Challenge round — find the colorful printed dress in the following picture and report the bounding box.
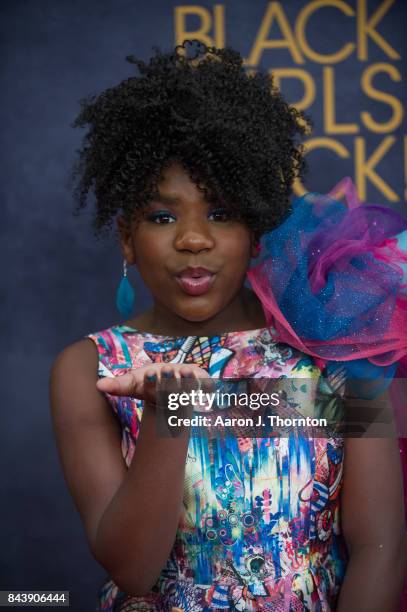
[87,324,348,612]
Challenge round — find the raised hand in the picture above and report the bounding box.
[96,363,212,407]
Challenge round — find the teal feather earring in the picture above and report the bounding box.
[116,259,135,317]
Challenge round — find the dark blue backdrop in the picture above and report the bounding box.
[2,1,406,610]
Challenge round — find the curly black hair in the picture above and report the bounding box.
[72,40,309,239]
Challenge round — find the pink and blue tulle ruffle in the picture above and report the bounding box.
[247,177,407,399]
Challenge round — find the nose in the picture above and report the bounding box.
[173,218,215,253]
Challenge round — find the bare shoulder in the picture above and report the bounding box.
[50,337,99,382]
[49,337,111,425]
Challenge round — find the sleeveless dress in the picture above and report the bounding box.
[87,324,348,612]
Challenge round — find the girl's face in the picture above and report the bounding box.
[118,162,260,332]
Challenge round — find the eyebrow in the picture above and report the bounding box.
[149,192,180,205]
[149,192,223,208]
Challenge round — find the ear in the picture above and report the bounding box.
[116,215,136,265]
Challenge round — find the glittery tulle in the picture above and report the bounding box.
[247,177,407,375]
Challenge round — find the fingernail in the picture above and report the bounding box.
[163,371,173,378]
[146,374,157,381]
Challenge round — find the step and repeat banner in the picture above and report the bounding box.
[172,1,406,210]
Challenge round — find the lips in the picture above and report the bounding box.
[176,267,216,296]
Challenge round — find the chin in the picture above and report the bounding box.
[177,311,218,324]
[174,302,223,324]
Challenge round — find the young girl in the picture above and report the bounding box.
[50,42,407,611]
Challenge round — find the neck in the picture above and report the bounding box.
[127,287,267,336]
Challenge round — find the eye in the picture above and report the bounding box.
[146,211,176,224]
[208,207,231,222]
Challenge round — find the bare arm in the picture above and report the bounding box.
[49,339,200,596]
[337,390,407,611]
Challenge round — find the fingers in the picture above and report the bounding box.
[96,370,141,398]
[96,363,214,401]
[143,367,164,405]
[167,366,214,395]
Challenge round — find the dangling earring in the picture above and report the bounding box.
[116,259,135,317]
